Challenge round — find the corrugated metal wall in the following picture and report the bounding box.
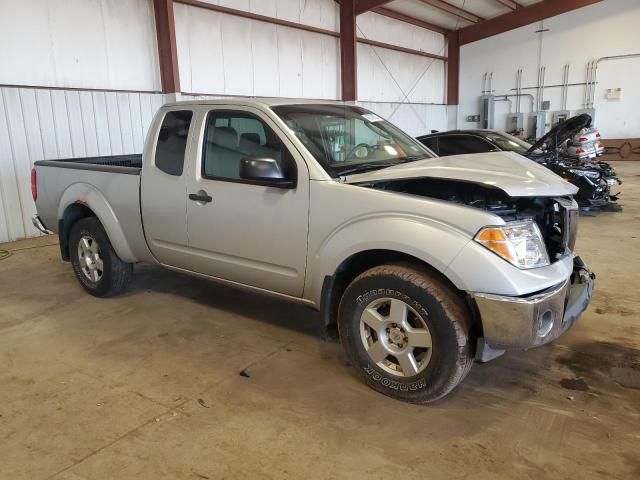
[356,11,447,136]
[174,3,448,135]
[0,86,167,242]
[359,102,448,137]
[174,2,340,99]
[0,0,161,91]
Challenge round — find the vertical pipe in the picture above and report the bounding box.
[518,68,523,113]
[536,66,542,111]
[586,60,593,108]
[543,67,546,106]
[582,60,591,108]
[586,60,594,108]
[588,60,600,108]
[515,70,520,114]
[562,64,569,111]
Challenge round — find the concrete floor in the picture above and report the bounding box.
[1,162,639,480]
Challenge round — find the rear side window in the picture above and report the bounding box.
[437,135,496,156]
[155,110,193,176]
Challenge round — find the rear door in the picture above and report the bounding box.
[140,108,194,267]
[183,106,309,297]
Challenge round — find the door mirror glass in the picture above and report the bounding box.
[240,158,294,188]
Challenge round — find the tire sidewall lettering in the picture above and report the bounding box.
[364,365,427,391]
[356,288,432,393]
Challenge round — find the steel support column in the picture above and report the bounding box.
[153,0,180,94]
[446,30,460,105]
[340,0,357,101]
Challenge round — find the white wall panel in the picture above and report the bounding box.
[200,0,339,31]
[357,11,445,57]
[0,87,168,243]
[360,101,448,138]
[251,22,281,96]
[175,3,340,99]
[0,0,160,92]
[358,44,445,104]
[356,10,446,109]
[221,17,255,96]
[278,27,304,98]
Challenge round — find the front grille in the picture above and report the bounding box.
[565,207,578,252]
[555,198,578,253]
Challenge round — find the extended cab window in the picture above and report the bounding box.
[202,111,296,182]
[155,110,193,176]
[437,135,497,156]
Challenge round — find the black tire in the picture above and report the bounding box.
[69,217,133,297]
[338,263,474,404]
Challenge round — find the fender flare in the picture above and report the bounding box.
[305,214,472,305]
[58,182,137,263]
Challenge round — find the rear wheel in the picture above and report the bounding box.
[69,217,133,297]
[338,263,474,403]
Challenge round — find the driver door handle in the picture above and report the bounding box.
[188,192,213,203]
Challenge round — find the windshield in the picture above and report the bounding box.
[271,104,434,177]
[483,132,533,155]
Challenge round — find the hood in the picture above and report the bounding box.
[344,151,579,197]
[526,113,592,155]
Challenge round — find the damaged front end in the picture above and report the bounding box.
[363,177,578,263]
[358,176,594,356]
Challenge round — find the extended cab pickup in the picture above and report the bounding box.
[32,99,595,403]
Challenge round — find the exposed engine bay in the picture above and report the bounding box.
[365,177,575,262]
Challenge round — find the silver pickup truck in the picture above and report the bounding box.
[32,98,595,403]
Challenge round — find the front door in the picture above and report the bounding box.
[185,107,309,297]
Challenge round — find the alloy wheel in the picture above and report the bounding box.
[359,297,433,377]
[77,235,104,282]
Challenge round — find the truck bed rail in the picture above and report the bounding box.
[34,154,142,175]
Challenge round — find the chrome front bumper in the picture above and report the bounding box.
[472,257,595,352]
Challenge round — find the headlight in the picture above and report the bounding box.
[475,221,550,269]
[569,169,600,179]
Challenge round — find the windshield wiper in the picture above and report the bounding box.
[336,161,402,177]
[401,154,430,161]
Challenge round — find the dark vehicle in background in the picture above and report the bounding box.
[417,115,621,208]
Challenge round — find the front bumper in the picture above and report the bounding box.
[472,257,595,351]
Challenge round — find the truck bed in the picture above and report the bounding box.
[35,154,142,174]
[33,152,152,263]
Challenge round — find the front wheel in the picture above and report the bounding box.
[69,217,133,297]
[338,263,474,403]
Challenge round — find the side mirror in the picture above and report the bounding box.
[240,158,295,188]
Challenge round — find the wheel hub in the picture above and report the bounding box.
[387,325,408,348]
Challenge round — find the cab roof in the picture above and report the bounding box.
[164,97,354,109]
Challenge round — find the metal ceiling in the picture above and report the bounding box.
[381,0,544,31]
